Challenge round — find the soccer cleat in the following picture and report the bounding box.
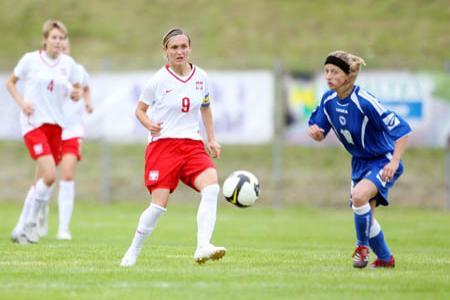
[16,222,40,244]
[37,205,49,237]
[194,244,226,264]
[352,245,369,268]
[120,247,140,267]
[56,229,72,240]
[369,255,395,268]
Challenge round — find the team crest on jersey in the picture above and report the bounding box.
[34,144,43,155]
[339,115,346,126]
[196,81,203,90]
[148,170,159,181]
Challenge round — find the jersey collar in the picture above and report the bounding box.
[165,63,196,83]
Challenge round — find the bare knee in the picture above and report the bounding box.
[351,190,369,207]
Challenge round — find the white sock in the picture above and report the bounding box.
[27,179,52,225]
[196,184,220,248]
[13,186,35,233]
[369,218,381,238]
[58,180,75,231]
[129,203,166,252]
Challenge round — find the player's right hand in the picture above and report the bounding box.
[149,121,163,137]
[21,101,34,116]
[308,124,325,141]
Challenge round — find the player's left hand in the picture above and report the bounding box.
[207,140,221,158]
[381,159,400,182]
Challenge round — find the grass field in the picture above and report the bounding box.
[0,201,449,299]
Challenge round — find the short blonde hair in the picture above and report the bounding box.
[326,50,366,94]
[42,19,68,49]
[162,28,191,49]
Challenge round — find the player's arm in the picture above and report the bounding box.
[83,85,93,113]
[381,135,408,182]
[308,97,331,142]
[200,105,221,158]
[135,101,162,137]
[6,74,34,116]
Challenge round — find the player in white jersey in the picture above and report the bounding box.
[37,38,94,240]
[120,28,225,267]
[6,20,82,244]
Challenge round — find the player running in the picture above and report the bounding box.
[120,28,225,266]
[7,20,82,244]
[308,50,412,268]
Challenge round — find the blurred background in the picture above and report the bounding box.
[0,0,449,208]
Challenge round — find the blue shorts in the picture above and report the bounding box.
[351,156,404,206]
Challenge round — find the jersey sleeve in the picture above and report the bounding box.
[78,64,90,87]
[13,53,31,79]
[139,77,157,106]
[68,58,82,85]
[202,73,211,107]
[361,95,412,141]
[308,94,332,136]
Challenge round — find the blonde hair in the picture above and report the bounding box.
[42,19,68,49]
[162,28,191,49]
[327,50,366,95]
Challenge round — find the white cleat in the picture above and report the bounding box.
[11,228,29,244]
[37,205,49,237]
[120,247,140,267]
[56,229,72,240]
[194,244,226,264]
[16,222,40,244]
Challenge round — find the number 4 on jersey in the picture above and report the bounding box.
[47,80,54,92]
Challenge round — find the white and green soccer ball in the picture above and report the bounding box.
[222,170,260,207]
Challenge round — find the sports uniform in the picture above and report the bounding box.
[140,64,214,193]
[14,50,81,163]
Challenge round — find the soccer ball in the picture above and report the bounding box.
[222,170,260,207]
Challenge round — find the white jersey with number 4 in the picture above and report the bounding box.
[13,50,81,135]
[139,64,211,143]
[62,64,89,140]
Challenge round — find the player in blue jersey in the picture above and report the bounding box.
[308,50,412,268]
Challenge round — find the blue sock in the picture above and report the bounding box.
[352,204,372,246]
[369,230,391,261]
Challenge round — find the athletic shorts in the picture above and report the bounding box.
[351,156,404,206]
[144,138,215,193]
[61,137,82,161]
[23,123,62,164]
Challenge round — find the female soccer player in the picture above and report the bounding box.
[308,50,412,268]
[7,20,82,244]
[54,38,93,240]
[120,28,225,266]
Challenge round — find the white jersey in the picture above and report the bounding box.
[140,64,211,143]
[14,50,81,135]
[62,64,89,140]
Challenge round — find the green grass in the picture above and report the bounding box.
[0,0,449,71]
[0,202,449,299]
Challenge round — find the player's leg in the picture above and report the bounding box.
[11,184,35,242]
[351,179,377,268]
[20,155,56,243]
[192,167,226,264]
[120,189,169,267]
[56,153,78,240]
[368,201,395,268]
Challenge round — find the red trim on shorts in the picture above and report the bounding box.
[165,64,196,83]
[61,137,82,161]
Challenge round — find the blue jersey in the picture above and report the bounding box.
[309,86,412,160]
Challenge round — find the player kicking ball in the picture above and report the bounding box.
[120,28,225,266]
[308,51,412,268]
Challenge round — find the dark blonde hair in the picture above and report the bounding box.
[42,19,68,49]
[327,50,366,95]
[162,28,191,49]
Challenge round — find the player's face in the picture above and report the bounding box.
[324,64,348,90]
[44,28,66,58]
[165,35,191,66]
